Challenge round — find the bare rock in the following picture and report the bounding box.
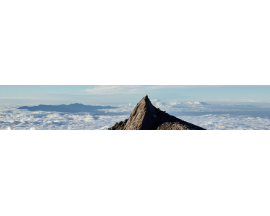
[108,95,205,130]
[156,122,190,130]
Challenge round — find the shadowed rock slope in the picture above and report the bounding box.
[108,95,205,130]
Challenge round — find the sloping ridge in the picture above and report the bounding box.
[108,95,205,130]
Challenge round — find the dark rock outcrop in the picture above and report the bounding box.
[156,122,190,130]
[108,95,205,130]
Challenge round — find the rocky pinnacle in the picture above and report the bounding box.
[108,95,205,130]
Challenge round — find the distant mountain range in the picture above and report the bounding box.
[18,103,117,113]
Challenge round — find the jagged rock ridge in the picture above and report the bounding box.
[108,95,205,130]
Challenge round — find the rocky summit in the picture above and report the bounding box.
[108,95,205,130]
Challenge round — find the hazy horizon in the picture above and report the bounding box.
[1,85,270,105]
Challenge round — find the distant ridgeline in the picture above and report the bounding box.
[17,103,120,115]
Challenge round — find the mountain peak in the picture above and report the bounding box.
[138,94,151,106]
[109,96,205,130]
[135,94,156,112]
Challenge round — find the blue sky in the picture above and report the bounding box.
[0,85,270,105]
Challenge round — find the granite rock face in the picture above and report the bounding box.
[108,95,205,130]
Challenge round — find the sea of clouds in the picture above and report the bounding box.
[151,100,270,130]
[0,104,130,130]
[1,100,270,130]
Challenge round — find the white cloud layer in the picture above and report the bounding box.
[0,103,270,130]
[0,105,129,130]
[179,114,270,130]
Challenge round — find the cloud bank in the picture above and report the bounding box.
[0,101,270,130]
[0,105,130,130]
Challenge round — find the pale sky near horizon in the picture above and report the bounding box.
[0,85,270,105]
